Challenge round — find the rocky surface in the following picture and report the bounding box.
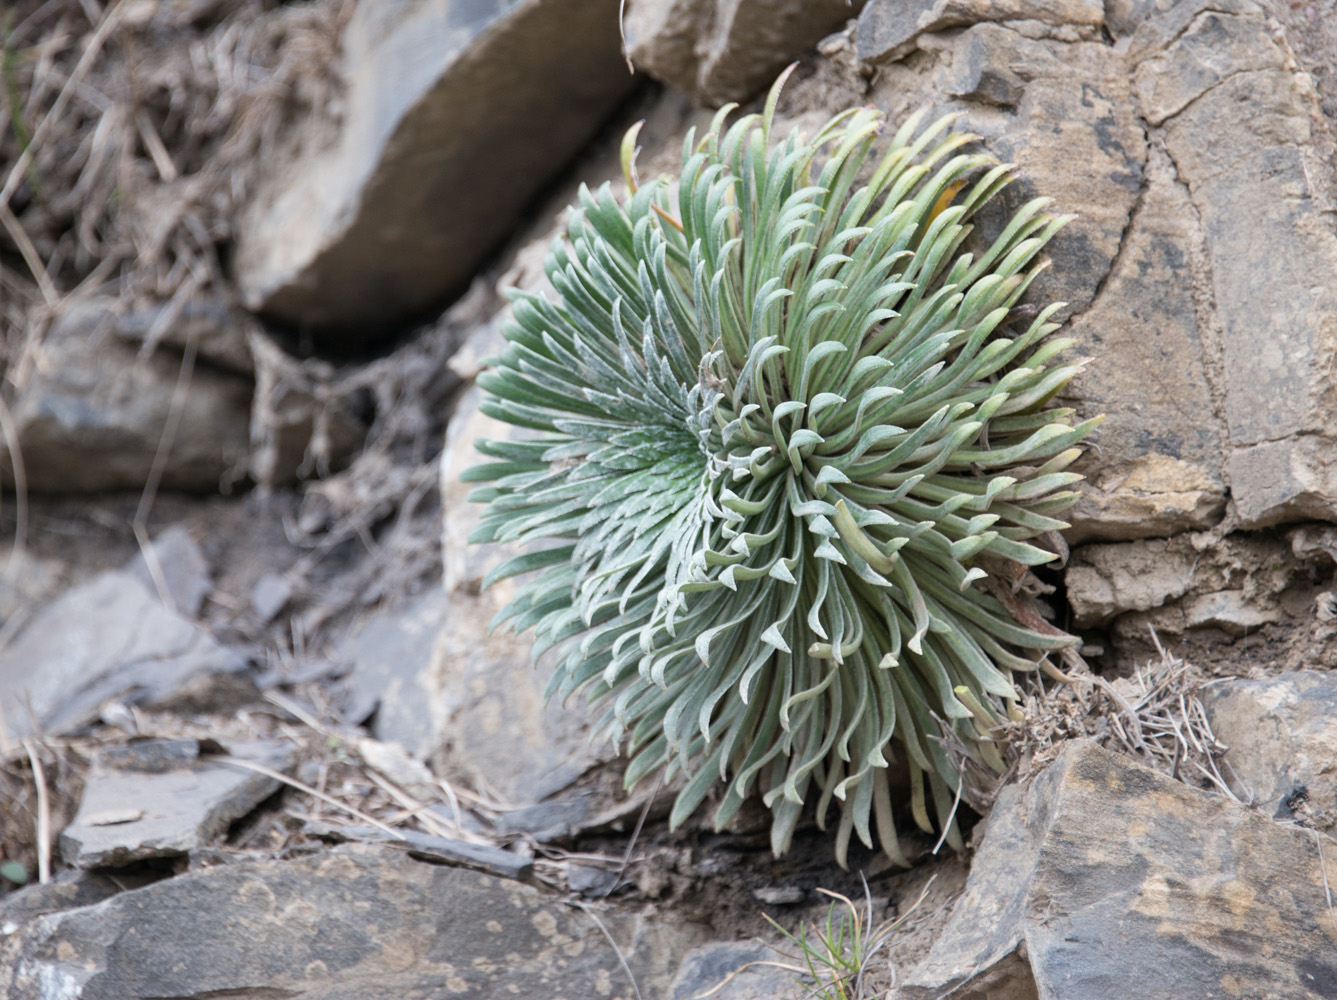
[668,941,805,999]
[234,0,638,342]
[903,742,1337,1000]
[61,739,295,868]
[338,589,446,760]
[0,845,709,1000]
[5,0,1337,998]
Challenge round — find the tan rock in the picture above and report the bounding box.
[1205,671,1337,833]
[903,742,1337,1000]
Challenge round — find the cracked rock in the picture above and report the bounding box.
[1,299,251,494]
[902,742,1337,1000]
[625,0,867,104]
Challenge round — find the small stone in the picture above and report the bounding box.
[752,885,806,905]
[98,738,200,774]
[248,573,292,623]
[566,863,620,896]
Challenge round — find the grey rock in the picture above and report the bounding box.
[248,572,292,622]
[234,0,636,342]
[125,525,211,617]
[3,299,251,493]
[944,31,1024,106]
[625,0,867,105]
[1061,145,1227,543]
[338,589,446,760]
[97,738,202,774]
[1204,671,1337,832]
[496,794,598,841]
[114,297,255,375]
[902,742,1337,1000]
[0,845,705,1000]
[752,885,805,905]
[0,869,165,935]
[303,821,533,881]
[566,863,620,896]
[60,739,295,868]
[0,570,246,745]
[857,0,1103,65]
[670,941,804,1000]
[438,386,614,805]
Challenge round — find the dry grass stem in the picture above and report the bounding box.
[20,738,50,883]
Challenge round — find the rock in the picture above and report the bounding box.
[338,589,446,760]
[1204,671,1337,832]
[303,821,533,881]
[234,0,637,344]
[1066,536,1198,626]
[113,297,255,375]
[0,845,706,999]
[625,0,866,105]
[0,570,246,746]
[0,869,166,935]
[1129,1,1337,528]
[903,742,1337,1000]
[248,572,292,622]
[3,299,251,493]
[437,386,614,805]
[1060,145,1227,544]
[1066,455,1227,545]
[854,0,1337,538]
[669,941,805,1000]
[857,0,1104,66]
[125,525,211,617]
[60,739,295,869]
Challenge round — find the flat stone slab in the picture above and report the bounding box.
[0,570,246,747]
[60,739,295,868]
[0,844,704,1000]
[904,742,1337,1000]
[303,820,533,881]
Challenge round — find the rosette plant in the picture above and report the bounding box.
[465,73,1098,866]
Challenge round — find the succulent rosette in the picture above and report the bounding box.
[465,75,1098,865]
